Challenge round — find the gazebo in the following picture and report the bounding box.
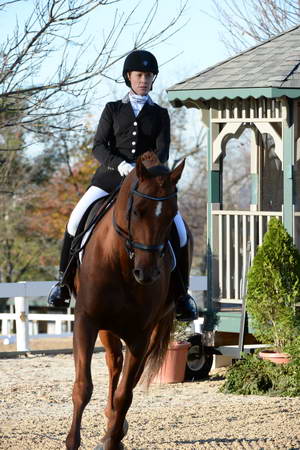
[168,25,300,346]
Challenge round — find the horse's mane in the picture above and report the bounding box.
[139,151,170,177]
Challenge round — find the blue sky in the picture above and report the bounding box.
[148,0,230,87]
[94,0,231,96]
[1,0,232,162]
[1,0,230,99]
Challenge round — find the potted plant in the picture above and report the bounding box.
[153,319,191,383]
[246,217,300,364]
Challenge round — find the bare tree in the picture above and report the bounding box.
[211,0,300,53]
[0,0,187,143]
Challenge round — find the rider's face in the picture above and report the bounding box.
[127,71,154,96]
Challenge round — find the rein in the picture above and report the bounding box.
[113,178,177,260]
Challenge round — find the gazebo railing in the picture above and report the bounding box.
[211,210,282,304]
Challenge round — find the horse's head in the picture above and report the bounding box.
[114,151,185,285]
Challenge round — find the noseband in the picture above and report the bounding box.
[113,178,177,260]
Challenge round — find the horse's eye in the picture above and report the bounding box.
[133,207,146,218]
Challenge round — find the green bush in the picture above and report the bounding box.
[220,352,300,397]
[247,218,300,352]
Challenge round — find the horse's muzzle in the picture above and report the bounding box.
[133,267,161,285]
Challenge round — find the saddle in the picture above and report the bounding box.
[62,188,119,287]
[74,190,118,256]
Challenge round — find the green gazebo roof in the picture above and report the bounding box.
[168,25,300,106]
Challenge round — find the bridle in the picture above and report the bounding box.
[113,178,177,260]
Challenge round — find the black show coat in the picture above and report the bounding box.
[91,97,170,192]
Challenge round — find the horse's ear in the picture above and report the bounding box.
[170,159,185,185]
[136,158,150,181]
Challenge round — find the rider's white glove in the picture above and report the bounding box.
[118,161,135,177]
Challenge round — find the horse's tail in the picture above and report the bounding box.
[143,308,175,387]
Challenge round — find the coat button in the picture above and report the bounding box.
[132,141,136,145]
[131,149,136,153]
[132,131,137,135]
[133,121,137,126]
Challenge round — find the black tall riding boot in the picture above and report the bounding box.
[173,242,198,322]
[48,231,74,308]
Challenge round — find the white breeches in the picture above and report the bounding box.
[67,186,109,236]
[67,186,187,248]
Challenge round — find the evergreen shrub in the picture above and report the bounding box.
[246,217,300,352]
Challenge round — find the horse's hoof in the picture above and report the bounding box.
[123,419,129,438]
[99,421,128,450]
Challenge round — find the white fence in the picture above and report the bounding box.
[0,281,72,352]
[0,277,207,352]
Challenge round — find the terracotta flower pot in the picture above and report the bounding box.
[153,341,191,384]
[259,350,290,365]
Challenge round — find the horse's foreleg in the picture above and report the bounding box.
[99,330,123,421]
[101,341,148,450]
[66,314,98,450]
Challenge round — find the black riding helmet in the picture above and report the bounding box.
[123,50,159,88]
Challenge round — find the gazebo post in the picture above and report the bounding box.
[207,112,222,329]
[282,98,295,236]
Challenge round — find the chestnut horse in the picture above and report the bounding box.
[66,152,188,450]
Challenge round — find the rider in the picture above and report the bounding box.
[47,50,198,322]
